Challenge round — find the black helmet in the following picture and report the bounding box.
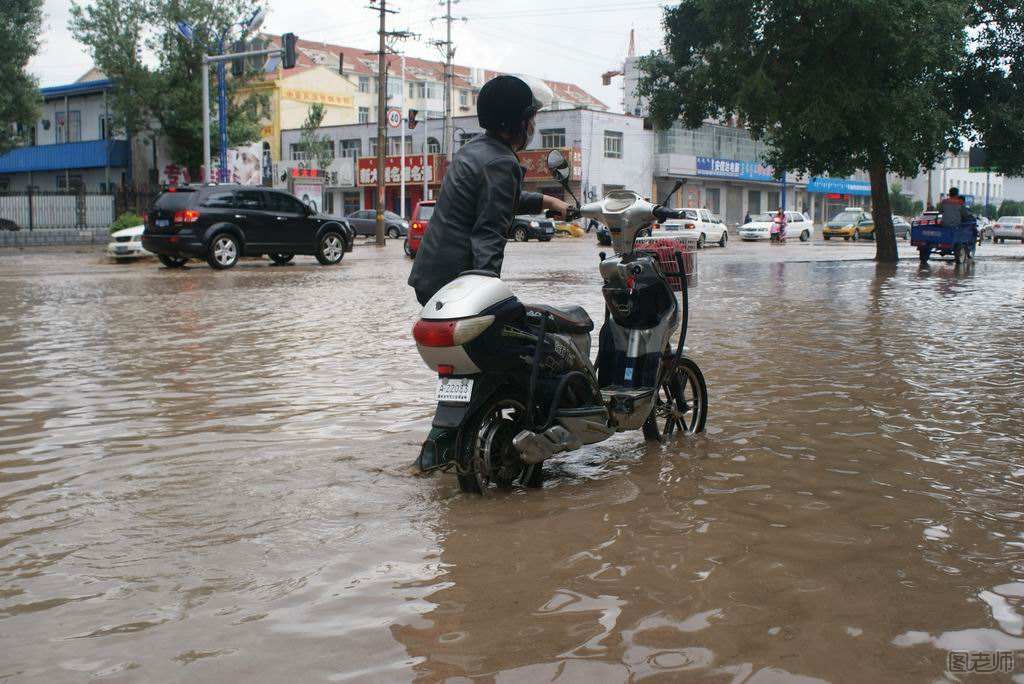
[477,74,553,133]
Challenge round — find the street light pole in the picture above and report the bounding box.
[217,34,228,182]
[400,53,406,218]
[202,61,211,181]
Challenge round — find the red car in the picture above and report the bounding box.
[405,200,435,258]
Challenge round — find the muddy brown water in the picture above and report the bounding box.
[1,241,1022,682]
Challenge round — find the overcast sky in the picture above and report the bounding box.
[30,0,670,112]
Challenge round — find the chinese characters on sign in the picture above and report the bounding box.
[947,651,1017,674]
[356,155,439,187]
[696,156,775,182]
[281,89,353,107]
[518,148,582,182]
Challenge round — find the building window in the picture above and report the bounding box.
[99,115,114,140]
[358,75,369,93]
[459,89,469,107]
[427,137,441,154]
[386,79,402,99]
[416,82,426,98]
[369,138,377,156]
[56,111,81,143]
[387,135,412,155]
[705,188,721,214]
[358,107,370,124]
[541,128,566,148]
[343,191,361,215]
[747,190,761,215]
[289,143,303,160]
[339,139,361,158]
[603,130,623,159]
[56,174,83,191]
[408,81,415,99]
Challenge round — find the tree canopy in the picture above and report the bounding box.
[0,0,43,155]
[638,0,973,262]
[299,103,333,170]
[71,0,266,179]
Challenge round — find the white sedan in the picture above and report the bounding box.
[739,211,814,241]
[659,208,728,248]
[106,225,152,260]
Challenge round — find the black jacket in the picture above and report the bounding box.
[408,133,543,300]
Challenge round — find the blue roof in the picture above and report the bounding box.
[0,140,129,174]
[40,79,114,100]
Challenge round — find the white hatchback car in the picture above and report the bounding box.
[992,216,1024,243]
[659,208,728,248]
[739,211,814,241]
[106,224,152,260]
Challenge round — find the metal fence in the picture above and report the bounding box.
[0,191,115,231]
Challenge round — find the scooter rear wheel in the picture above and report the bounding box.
[643,356,708,441]
[457,396,542,494]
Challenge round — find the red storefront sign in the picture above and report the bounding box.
[357,154,440,187]
[518,147,582,182]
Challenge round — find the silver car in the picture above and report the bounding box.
[992,216,1024,243]
[345,209,409,238]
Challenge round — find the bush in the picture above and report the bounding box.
[109,212,144,234]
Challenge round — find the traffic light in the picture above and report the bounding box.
[408,109,418,129]
[282,33,298,69]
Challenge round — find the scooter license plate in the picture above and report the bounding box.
[436,377,473,403]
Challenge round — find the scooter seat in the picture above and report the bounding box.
[525,304,594,334]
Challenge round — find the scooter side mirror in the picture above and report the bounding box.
[546,150,570,182]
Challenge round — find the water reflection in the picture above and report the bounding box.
[0,243,1022,681]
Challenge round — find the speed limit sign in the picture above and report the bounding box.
[386,108,402,128]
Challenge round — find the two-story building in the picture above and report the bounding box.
[0,74,132,193]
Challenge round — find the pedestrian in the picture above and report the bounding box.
[771,208,787,243]
[587,218,599,233]
[939,186,976,242]
[408,75,569,306]
[744,212,752,225]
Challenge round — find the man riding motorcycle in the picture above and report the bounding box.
[407,75,569,306]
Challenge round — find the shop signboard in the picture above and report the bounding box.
[696,156,774,182]
[356,155,439,186]
[519,147,582,182]
[807,177,871,196]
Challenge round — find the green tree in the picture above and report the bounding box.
[71,0,266,180]
[298,103,333,170]
[638,0,970,262]
[0,0,43,155]
[889,182,916,217]
[962,1,1024,176]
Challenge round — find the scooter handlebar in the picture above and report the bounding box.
[545,207,581,221]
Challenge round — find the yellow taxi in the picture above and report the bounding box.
[823,208,875,241]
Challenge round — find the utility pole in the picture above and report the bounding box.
[372,1,395,246]
[432,0,464,161]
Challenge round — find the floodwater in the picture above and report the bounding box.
[1,240,1023,682]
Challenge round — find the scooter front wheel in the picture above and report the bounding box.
[457,395,542,494]
[643,356,708,441]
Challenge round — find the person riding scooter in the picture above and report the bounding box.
[407,75,569,306]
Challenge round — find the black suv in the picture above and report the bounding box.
[508,214,555,242]
[143,185,354,270]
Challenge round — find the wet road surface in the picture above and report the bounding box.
[1,238,1023,682]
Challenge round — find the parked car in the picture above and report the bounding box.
[740,211,814,241]
[0,218,20,231]
[893,215,912,239]
[405,200,434,258]
[660,208,729,248]
[993,216,1024,243]
[509,214,554,242]
[143,185,354,270]
[106,224,152,260]
[823,208,874,241]
[345,209,408,238]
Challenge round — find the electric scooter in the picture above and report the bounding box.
[412,150,708,494]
